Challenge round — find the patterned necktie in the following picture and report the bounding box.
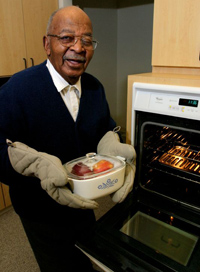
[69,85,79,120]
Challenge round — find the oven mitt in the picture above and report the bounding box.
[97,129,136,203]
[6,140,98,210]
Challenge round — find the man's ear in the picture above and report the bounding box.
[43,36,51,56]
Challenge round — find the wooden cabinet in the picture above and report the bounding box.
[22,0,58,68]
[0,183,11,211]
[152,0,200,69]
[2,183,12,207]
[0,0,58,76]
[0,0,26,76]
[0,183,5,211]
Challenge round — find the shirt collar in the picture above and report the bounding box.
[46,59,81,97]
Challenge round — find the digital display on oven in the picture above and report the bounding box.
[179,98,198,107]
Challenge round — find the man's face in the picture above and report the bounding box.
[44,9,94,85]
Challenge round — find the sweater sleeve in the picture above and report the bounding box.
[0,76,30,185]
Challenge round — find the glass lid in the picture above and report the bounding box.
[64,153,125,180]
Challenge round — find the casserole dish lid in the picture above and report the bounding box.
[65,152,125,180]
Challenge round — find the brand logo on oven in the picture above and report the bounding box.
[156,97,163,101]
[98,179,118,189]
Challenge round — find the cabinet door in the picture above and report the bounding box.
[0,0,27,76]
[2,184,12,207]
[152,0,200,68]
[22,0,58,68]
[0,183,5,211]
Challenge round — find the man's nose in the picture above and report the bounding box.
[70,37,85,52]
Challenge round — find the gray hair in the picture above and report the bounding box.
[46,8,61,34]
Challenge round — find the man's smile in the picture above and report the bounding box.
[63,55,86,63]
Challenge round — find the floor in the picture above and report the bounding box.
[0,196,115,272]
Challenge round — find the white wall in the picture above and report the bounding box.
[117,4,154,132]
[59,0,72,7]
[84,8,118,121]
[84,4,154,137]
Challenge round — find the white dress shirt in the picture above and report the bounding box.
[46,59,81,121]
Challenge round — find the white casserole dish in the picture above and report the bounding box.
[64,153,126,199]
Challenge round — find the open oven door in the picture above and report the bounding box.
[76,190,200,272]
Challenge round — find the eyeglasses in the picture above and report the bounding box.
[47,33,98,50]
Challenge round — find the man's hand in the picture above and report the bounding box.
[97,130,136,203]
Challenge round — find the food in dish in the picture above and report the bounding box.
[71,162,93,176]
[93,160,114,173]
[71,160,114,176]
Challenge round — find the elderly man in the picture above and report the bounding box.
[0,6,136,272]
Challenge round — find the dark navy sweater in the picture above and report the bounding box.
[0,61,116,224]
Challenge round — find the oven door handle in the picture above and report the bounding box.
[161,235,180,248]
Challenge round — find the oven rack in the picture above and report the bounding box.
[145,126,200,154]
[159,146,200,176]
[143,157,200,186]
[142,164,200,209]
[144,128,189,149]
[144,163,200,185]
[144,145,200,178]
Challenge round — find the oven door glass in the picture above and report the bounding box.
[137,114,200,211]
[120,210,198,266]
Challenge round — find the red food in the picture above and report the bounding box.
[93,160,114,173]
[71,163,93,176]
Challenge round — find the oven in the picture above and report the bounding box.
[77,82,200,272]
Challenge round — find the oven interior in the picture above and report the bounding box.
[138,117,200,211]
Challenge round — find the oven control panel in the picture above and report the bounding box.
[149,93,199,116]
[133,83,200,120]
